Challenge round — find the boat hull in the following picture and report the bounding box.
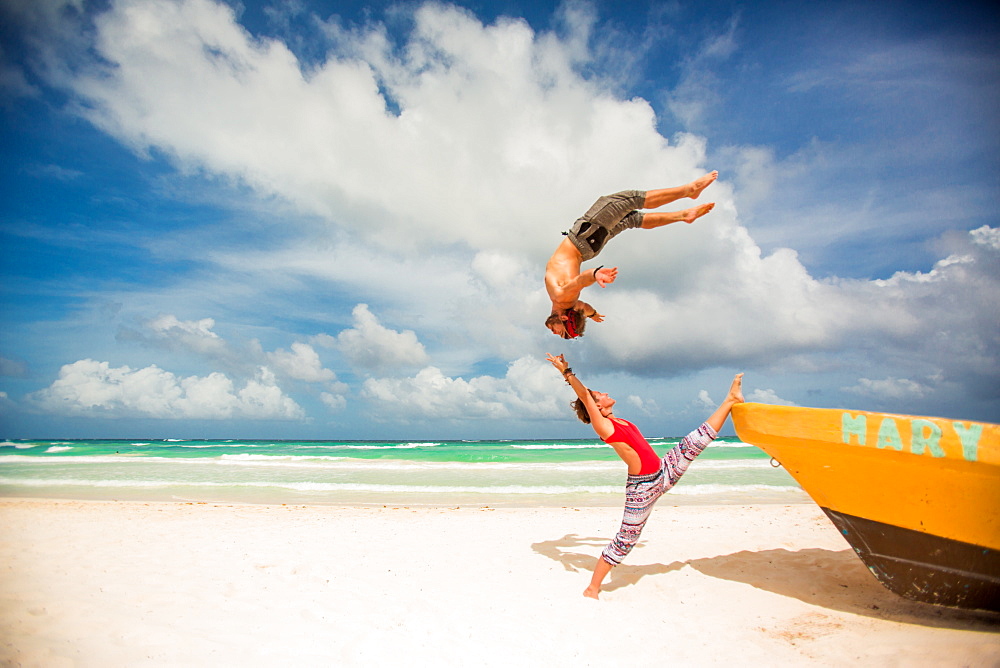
[823,509,1000,611]
[731,403,1000,611]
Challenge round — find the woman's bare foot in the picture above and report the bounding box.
[705,373,745,433]
[681,202,715,224]
[583,586,600,600]
[727,373,744,405]
[687,171,718,199]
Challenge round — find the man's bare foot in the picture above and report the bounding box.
[687,171,718,199]
[727,373,744,405]
[681,202,715,224]
[583,586,600,600]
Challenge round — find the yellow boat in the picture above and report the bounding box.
[731,402,1000,612]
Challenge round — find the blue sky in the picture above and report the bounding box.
[1,0,998,439]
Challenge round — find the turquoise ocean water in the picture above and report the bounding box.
[0,436,807,507]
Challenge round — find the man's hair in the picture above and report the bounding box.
[545,308,587,338]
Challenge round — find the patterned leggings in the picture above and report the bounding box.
[601,422,718,566]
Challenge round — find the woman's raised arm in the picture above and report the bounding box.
[545,354,614,440]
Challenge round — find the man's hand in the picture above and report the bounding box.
[595,266,618,287]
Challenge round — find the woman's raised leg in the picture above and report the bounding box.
[705,373,744,434]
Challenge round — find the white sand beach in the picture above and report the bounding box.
[1,499,998,667]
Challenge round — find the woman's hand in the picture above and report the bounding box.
[546,353,569,374]
[589,311,605,322]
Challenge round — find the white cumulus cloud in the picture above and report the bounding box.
[336,304,429,372]
[320,391,347,412]
[747,389,797,406]
[267,342,336,383]
[971,225,1000,251]
[29,359,304,420]
[625,395,658,415]
[361,356,565,420]
[50,0,710,259]
[148,314,225,351]
[118,314,228,357]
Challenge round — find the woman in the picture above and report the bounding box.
[546,353,744,599]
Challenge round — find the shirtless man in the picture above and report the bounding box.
[544,172,718,338]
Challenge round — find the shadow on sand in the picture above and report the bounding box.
[531,533,1000,631]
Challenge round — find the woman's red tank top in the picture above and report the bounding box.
[602,418,660,475]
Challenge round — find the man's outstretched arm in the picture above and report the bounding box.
[561,266,617,295]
